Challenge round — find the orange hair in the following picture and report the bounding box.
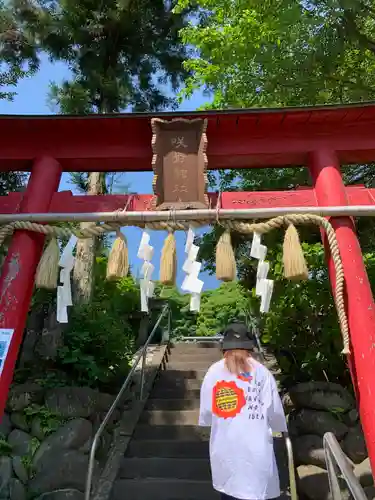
[224,349,252,376]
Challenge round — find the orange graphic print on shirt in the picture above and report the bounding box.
[212,380,246,419]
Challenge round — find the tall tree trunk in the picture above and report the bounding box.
[73,171,106,304]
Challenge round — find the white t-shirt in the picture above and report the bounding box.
[199,357,287,500]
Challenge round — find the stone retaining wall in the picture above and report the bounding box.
[284,381,374,500]
[0,346,163,500]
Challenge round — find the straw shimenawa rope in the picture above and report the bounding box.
[0,214,349,354]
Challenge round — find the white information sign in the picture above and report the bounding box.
[0,329,14,376]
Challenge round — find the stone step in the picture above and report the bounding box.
[166,361,218,370]
[169,349,221,358]
[170,348,221,356]
[156,369,206,382]
[150,387,201,400]
[145,398,200,411]
[119,457,211,480]
[133,424,210,441]
[153,376,203,391]
[170,369,208,379]
[171,342,221,350]
[127,440,209,458]
[140,410,199,426]
[111,479,219,500]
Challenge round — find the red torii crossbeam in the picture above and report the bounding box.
[1,186,375,214]
[0,102,375,475]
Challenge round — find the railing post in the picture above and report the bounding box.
[284,433,298,500]
[309,149,375,475]
[325,447,342,500]
[0,157,62,417]
[166,307,172,343]
[323,433,367,500]
[139,348,147,401]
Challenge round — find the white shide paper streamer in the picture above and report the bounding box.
[137,231,155,313]
[251,232,274,314]
[181,227,204,312]
[57,235,78,323]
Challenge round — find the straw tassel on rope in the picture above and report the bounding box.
[283,224,308,281]
[216,230,236,281]
[0,214,349,353]
[106,231,129,280]
[159,232,177,285]
[35,237,60,289]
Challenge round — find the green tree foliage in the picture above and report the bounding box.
[195,282,251,336]
[174,0,375,385]
[58,263,140,389]
[13,0,194,303]
[260,242,350,387]
[175,0,375,189]
[0,172,26,195]
[174,0,375,107]
[15,0,192,112]
[160,281,252,338]
[0,0,35,262]
[0,171,27,265]
[26,258,140,391]
[0,0,38,101]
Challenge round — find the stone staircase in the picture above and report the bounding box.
[110,342,290,500]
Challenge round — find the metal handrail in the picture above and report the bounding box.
[323,432,367,500]
[178,335,223,341]
[252,326,265,361]
[284,433,298,500]
[84,304,170,500]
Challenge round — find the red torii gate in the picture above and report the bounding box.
[0,103,375,470]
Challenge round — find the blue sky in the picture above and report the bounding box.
[0,54,220,290]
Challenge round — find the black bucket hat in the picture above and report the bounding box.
[221,321,256,351]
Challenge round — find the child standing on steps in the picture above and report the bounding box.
[199,321,287,500]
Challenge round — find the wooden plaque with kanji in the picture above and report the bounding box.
[151,118,208,210]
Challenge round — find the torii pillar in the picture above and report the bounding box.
[0,157,62,415]
[309,149,375,472]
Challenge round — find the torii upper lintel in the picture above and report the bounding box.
[0,101,375,172]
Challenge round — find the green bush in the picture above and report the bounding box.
[0,436,12,456]
[23,404,65,436]
[159,281,251,339]
[56,258,140,389]
[196,282,251,336]
[158,284,195,337]
[252,242,357,388]
[22,257,141,391]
